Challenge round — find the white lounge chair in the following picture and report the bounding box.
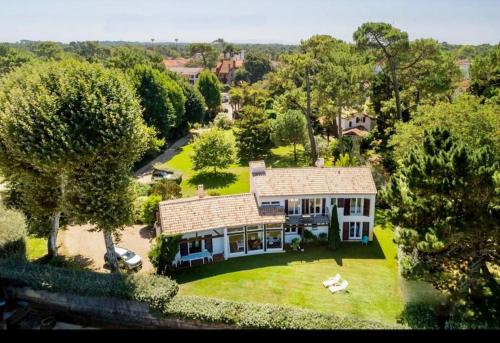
[322,274,341,287]
[329,280,348,293]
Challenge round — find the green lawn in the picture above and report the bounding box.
[171,211,404,324]
[162,129,333,198]
[26,236,47,261]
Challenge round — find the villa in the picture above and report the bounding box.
[155,160,377,266]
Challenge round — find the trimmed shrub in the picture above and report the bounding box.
[0,259,178,314]
[164,295,404,329]
[149,180,182,200]
[141,195,162,226]
[0,203,27,258]
[398,303,440,329]
[213,113,232,130]
[303,229,317,243]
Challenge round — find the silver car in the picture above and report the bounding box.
[104,247,142,270]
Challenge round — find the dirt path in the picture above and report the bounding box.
[59,224,155,273]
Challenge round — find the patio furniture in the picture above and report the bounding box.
[361,235,369,246]
[322,274,341,288]
[329,280,348,294]
[180,250,213,267]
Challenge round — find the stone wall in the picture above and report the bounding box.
[4,286,234,329]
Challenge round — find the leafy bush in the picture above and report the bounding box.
[0,203,27,258]
[141,195,162,226]
[398,303,440,329]
[148,234,182,274]
[164,295,403,329]
[131,180,151,198]
[318,232,328,241]
[290,238,301,251]
[149,180,182,200]
[133,195,148,224]
[213,113,233,130]
[303,229,317,243]
[0,259,178,313]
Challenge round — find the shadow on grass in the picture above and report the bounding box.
[187,171,238,190]
[171,233,386,284]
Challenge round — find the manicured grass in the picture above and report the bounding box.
[162,129,332,198]
[26,236,47,261]
[171,211,404,324]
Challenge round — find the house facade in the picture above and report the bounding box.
[156,161,377,265]
[168,67,203,84]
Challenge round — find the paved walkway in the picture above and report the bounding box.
[135,133,192,184]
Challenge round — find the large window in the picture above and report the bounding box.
[350,198,362,215]
[266,225,282,249]
[349,222,362,239]
[228,227,245,254]
[304,198,324,215]
[247,226,263,251]
[288,199,300,215]
[262,201,280,206]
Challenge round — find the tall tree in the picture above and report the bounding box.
[68,41,111,63]
[189,43,218,69]
[191,128,236,174]
[383,128,499,328]
[327,205,341,250]
[469,44,500,99]
[244,52,272,83]
[270,110,307,162]
[0,44,34,76]
[196,70,221,119]
[106,46,164,71]
[179,80,206,126]
[354,22,409,121]
[234,106,273,161]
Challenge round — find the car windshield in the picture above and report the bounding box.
[121,251,136,260]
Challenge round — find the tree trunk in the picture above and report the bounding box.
[337,107,343,139]
[103,230,119,273]
[47,211,61,258]
[389,63,403,121]
[305,69,317,165]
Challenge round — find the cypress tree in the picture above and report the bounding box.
[328,205,341,250]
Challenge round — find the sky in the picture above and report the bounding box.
[1,0,499,45]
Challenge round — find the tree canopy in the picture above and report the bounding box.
[270,109,307,162]
[196,70,221,118]
[235,106,273,161]
[244,52,272,83]
[469,44,500,99]
[191,128,236,173]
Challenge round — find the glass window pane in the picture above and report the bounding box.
[247,230,263,251]
[266,230,282,249]
[189,240,201,254]
[229,234,245,253]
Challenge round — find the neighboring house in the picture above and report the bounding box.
[163,58,190,69]
[215,59,243,84]
[336,111,373,137]
[168,67,203,84]
[457,59,470,80]
[156,160,377,265]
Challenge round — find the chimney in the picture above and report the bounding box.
[249,161,266,176]
[315,158,325,168]
[197,184,205,198]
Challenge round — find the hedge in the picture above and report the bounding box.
[164,295,405,329]
[0,259,178,313]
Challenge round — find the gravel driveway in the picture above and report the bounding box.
[60,224,155,273]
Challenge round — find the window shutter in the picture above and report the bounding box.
[362,222,370,238]
[344,199,350,216]
[204,235,213,253]
[342,222,349,240]
[321,198,326,214]
[179,242,188,256]
[337,198,344,208]
[363,199,370,216]
[284,200,288,213]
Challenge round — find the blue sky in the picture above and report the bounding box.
[1,0,499,44]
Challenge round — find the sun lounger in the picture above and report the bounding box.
[322,274,341,287]
[329,279,348,293]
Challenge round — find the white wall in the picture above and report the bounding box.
[336,115,372,131]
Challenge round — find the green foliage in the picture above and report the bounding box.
[233,68,250,84]
[0,44,35,76]
[141,195,162,226]
[270,110,307,162]
[213,113,233,130]
[469,44,500,99]
[290,238,301,251]
[383,128,499,327]
[0,258,178,313]
[164,295,402,329]
[179,80,206,125]
[129,64,185,140]
[149,180,182,200]
[0,202,26,258]
[148,234,182,274]
[235,106,272,161]
[243,52,272,83]
[302,229,317,243]
[334,153,360,167]
[398,303,440,329]
[67,41,111,63]
[191,128,236,173]
[328,205,341,250]
[188,43,218,69]
[106,46,164,71]
[196,70,222,116]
